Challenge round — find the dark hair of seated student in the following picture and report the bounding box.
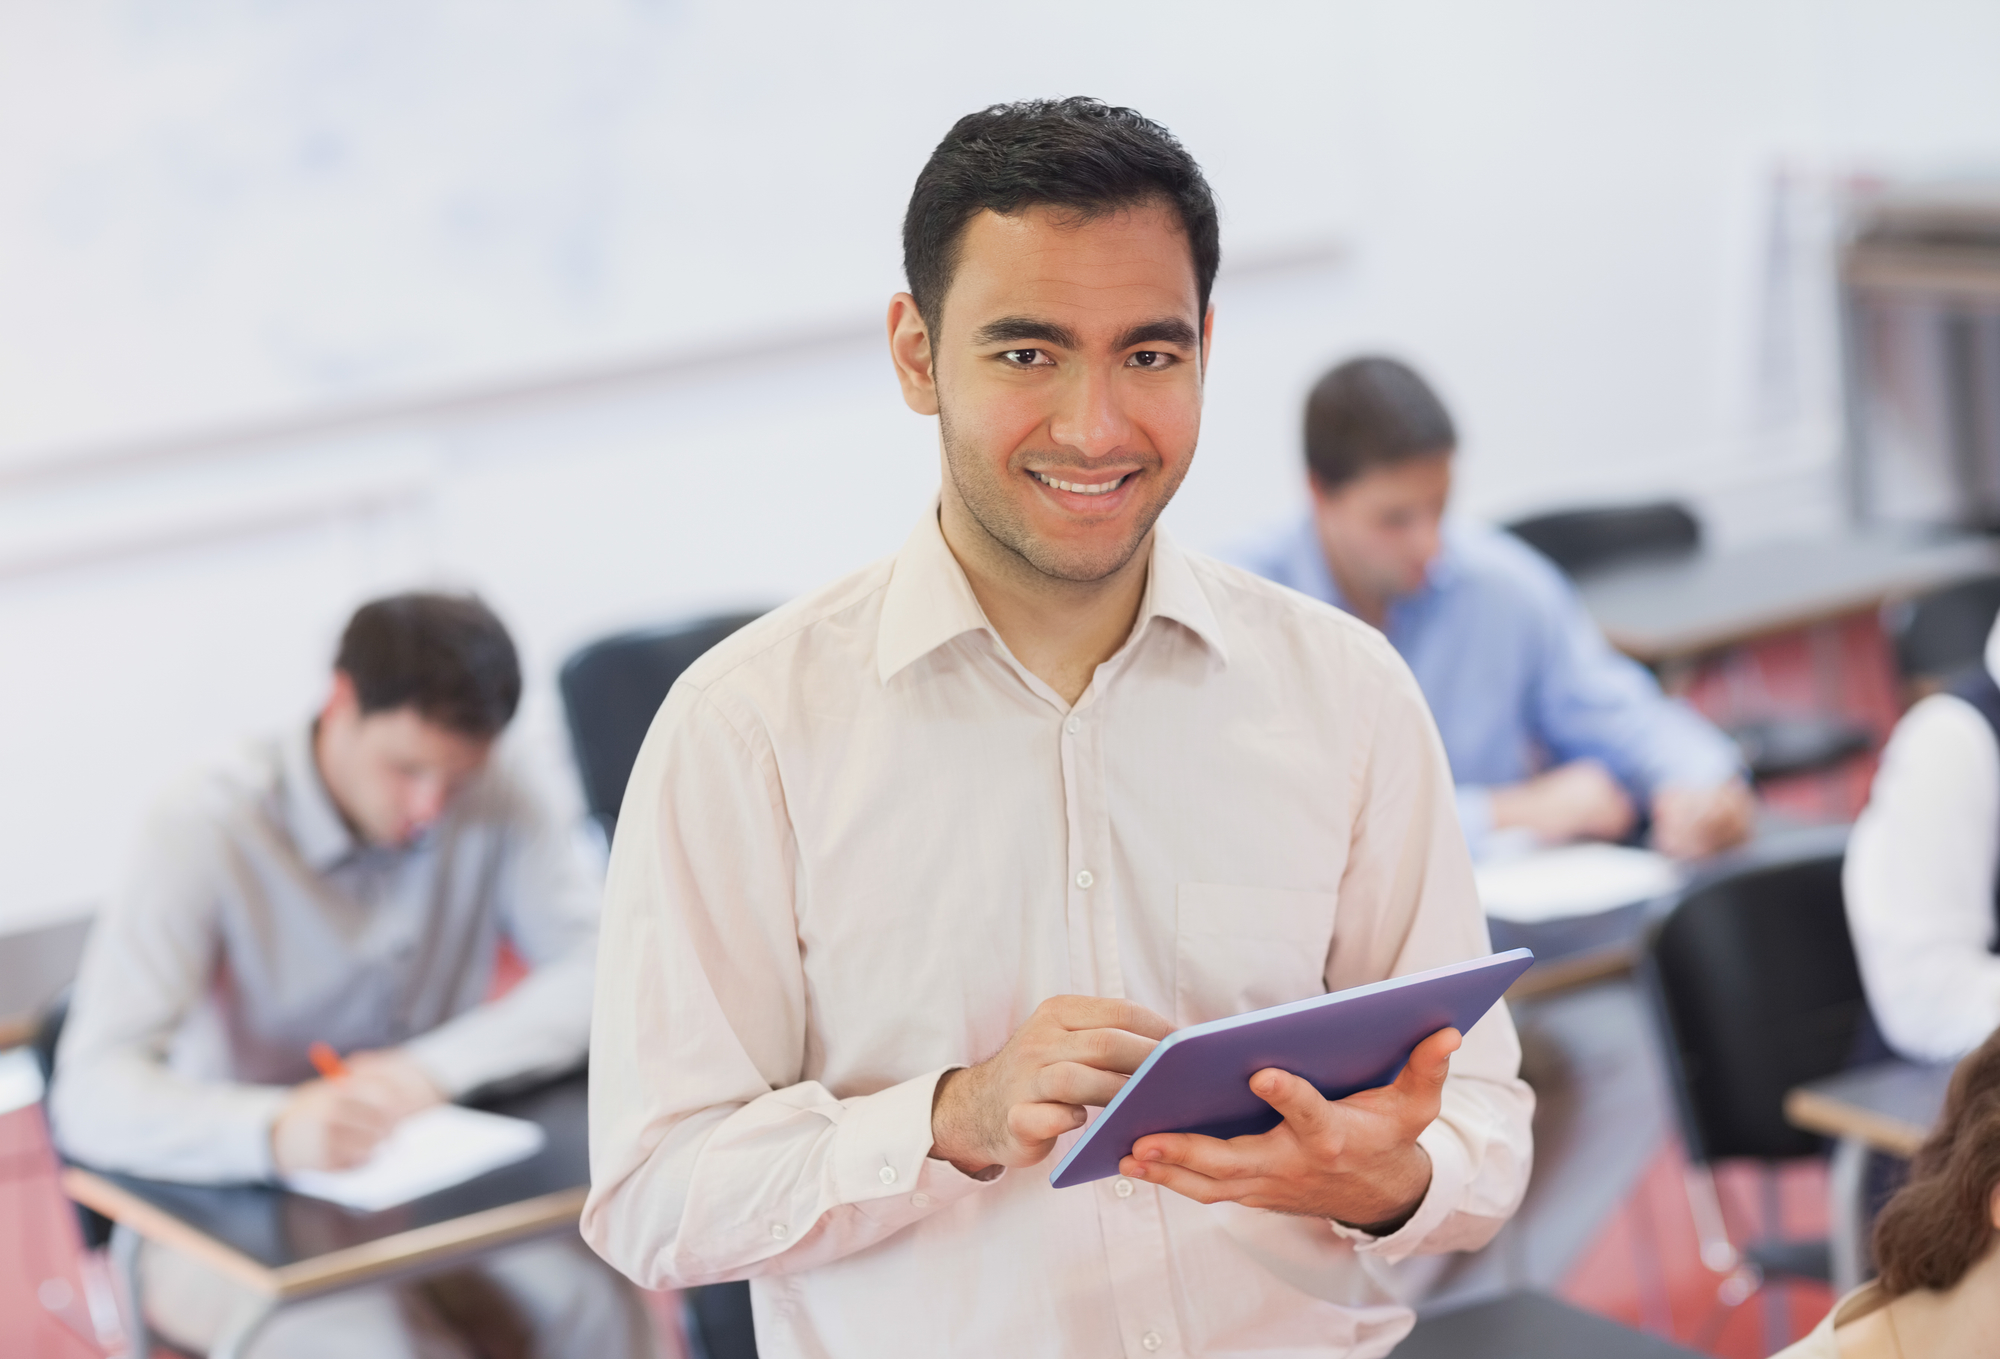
[901,95,1221,334]
[336,592,522,738]
[1871,1029,2000,1295]
[1303,355,1458,492]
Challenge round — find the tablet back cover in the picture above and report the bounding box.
[1049,949,1533,1188]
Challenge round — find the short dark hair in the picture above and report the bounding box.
[902,96,1221,332]
[1871,1028,2000,1297]
[1304,356,1457,491]
[335,593,521,738]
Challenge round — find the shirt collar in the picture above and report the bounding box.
[281,719,359,871]
[876,502,1230,684]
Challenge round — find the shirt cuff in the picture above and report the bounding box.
[830,1066,993,1210]
[1327,1119,1474,1263]
[230,1084,294,1182]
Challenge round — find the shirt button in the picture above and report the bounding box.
[1075,869,1095,890]
[878,1165,898,1185]
[1114,1177,1135,1198]
[770,1223,788,1241]
[911,1192,931,1207]
[1065,715,1081,735]
[1142,1332,1163,1352]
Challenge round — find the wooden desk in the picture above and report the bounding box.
[1785,1059,1953,1158]
[1784,1058,1954,1293]
[0,914,93,1049]
[1576,530,2000,665]
[1491,900,1656,1003]
[63,1074,588,1358]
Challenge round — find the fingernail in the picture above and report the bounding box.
[1141,1147,1162,1162]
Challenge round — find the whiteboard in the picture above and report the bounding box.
[0,0,1354,466]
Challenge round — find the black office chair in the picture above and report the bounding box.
[558,610,767,842]
[1884,571,2000,694]
[1504,501,1874,785]
[29,991,115,1253]
[1506,501,1702,577]
[1639,833,1871,1345]
[558,611,767,1359]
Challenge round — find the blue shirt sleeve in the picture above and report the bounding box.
[1514,545,1743,797]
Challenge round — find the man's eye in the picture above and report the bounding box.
[1128,351,1175,369]
[1000,349,1048,367]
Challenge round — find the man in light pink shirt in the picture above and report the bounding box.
[584,97,1533,1358]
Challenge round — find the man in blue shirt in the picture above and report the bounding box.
[1233,356,1753,859]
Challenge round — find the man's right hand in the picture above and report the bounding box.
[1488,758,1636,845]
[270,1078,400,1173]
[929,995,1174,1178]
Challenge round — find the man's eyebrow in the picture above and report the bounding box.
[1116,318,1200,350]
[969,316,1081,349]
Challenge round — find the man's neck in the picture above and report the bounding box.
[937,494,1150,707]
[1325,559,1388,631]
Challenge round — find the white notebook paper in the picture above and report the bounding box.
[1475,843,1682,923]
[283,1104,546,1211]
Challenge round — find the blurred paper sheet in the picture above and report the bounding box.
[283,1104,544,1211]
[1475,843,1683,923]
[0,1046,45,1116]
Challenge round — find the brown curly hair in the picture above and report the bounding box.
[1870,1028,2000,1295]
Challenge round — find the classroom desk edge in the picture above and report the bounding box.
[1782,1087,1927,1158]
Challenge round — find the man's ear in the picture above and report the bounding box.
[322,670,359,727]
[1200,303,1216,379]
[887,293,940,417]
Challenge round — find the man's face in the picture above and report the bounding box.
[1310,455,1453,603]
[893,201,1210,584]
[315,675,493,848]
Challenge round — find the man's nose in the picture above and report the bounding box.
[408,778,450,828]
[1047,365,1138,460]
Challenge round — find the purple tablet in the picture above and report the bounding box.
[1049,948,1535,1188]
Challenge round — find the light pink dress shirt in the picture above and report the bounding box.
[585,507,1534,1359]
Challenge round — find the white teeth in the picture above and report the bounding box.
[1034,471,1126,496]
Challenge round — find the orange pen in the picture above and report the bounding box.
[308,1041,351,1081]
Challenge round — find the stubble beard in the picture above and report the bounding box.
[938,404,1187,586]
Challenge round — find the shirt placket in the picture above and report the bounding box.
[1060,667,1187,1359]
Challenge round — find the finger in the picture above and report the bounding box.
[1117,1155,1255,1206]
[1050,1026,1161,1076]
[1249,1067,1334,1136]
[1008,1101,1087,1146]
[1390,1028,1460,1106]
[1042,995,1175,1041]
[1031,1061,1131,1109]
[1127,1130,1269,1180]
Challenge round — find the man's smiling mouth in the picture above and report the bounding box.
[1031,470,1132,497]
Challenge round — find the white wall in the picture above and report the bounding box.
[5,0,2000,928]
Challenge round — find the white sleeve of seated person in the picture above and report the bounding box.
[1321,664,1534,1260]
[403,764,602,1098]
[1844,694,2000,1063]
[48,803,292,1183]
[582,685,998,1291]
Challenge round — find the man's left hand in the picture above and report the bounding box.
[1118,1026,1461,1230]
[1650,778,1755,860]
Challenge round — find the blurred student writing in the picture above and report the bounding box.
[1232,356,1753,859]
[50,593,649,1359]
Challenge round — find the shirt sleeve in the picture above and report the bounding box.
[403,762,603,1098]
[1523,560,1742,798]
[582,683,995,1291]
[1843,695,2000,1062]
[47,801,290,1183]
[1322,645,1535,1261]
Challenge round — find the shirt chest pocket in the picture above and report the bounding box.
[1174,883,1338,1027]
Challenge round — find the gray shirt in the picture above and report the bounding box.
[49,722,601,1183]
